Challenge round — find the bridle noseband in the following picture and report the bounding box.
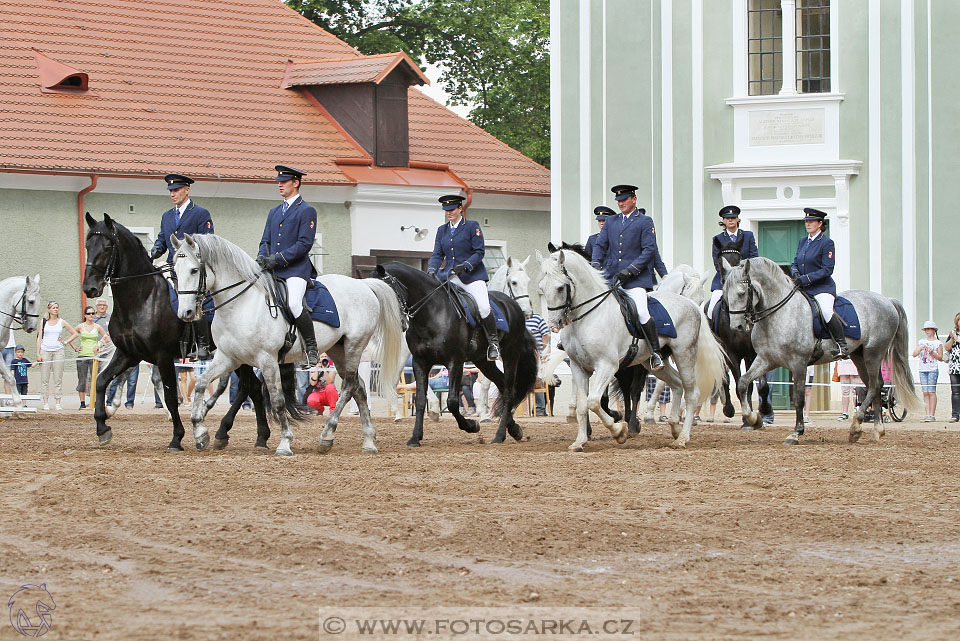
[726,262,802,325]
[174,247,265,316]
[505,276,530,305]
[85,228,172,285]
[0,281,40,328]
[545,263,613,326]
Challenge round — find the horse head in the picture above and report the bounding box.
[170,234,206,322]
[83,212,119,297]
[503,255,533,314]
[19,274,42,333]
[536,249,573,332]
[717,234,746,280]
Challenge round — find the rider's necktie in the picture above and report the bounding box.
[282,201,289,215]
[175,208,181,226]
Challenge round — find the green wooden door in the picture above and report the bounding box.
[756,221,807,410]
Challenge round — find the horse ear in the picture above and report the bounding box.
[506,256,514,269]
[557,250,566,265]
[546,242,557,253]
[734,235,744,248]
[712,236,721,249]
[535,249,546,264]
[521,255,530,268]
[184,234,197,248]
[744,258,751,275]
[85,211,98,228]
[103,213,114,228]
[170,234,181,250]
[32,274,41,286]
[374,265,386,277]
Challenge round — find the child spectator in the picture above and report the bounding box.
[11,344,32,398]
[913,321,943,421]
[304,356,338,415]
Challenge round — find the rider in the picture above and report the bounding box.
[584,206,614,258]
[427,194,501,361]
[256,165,320,367]
[707,205,758,320]
[149,173,215,359]
[590,184,665,371]
[791,207,849,359]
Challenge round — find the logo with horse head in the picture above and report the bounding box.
[8,584,55,637]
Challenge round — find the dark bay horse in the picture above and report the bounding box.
[81,213,270,451]
[372,262,538,447]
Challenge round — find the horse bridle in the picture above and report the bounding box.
[505,278,530,306]
[726,261,802,324]
[85,228,172,284]
[174,247,263,316]
[0,281,39,329]
[545,263,613,326]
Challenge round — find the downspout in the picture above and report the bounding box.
[78,174,98,308]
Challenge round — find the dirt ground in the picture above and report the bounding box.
[1,407,959,640]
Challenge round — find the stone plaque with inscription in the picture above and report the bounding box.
[748,108,825,146]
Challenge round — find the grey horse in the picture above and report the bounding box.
[723,257,921,445]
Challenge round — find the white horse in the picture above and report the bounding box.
[537,249,724,450]
[0,275,42,411]
[171,234,404,455]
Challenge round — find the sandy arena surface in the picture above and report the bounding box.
[1,407,959,640]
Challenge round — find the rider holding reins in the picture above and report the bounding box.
[149,173,215,359]
[707,205,758,320]
[791,207,849,359]
[427,194,501,361]
[256,165,320,367]
[590,184,665,371]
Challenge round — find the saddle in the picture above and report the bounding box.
[801,292,861,340]
[448,283,509,332]
[611,288,678,339]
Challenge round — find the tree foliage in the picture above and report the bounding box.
[284,0,550,167]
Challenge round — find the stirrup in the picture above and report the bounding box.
[648,352,665,371]
[486,342,501,361]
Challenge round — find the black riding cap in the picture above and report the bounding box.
[274,165,306,182]
[803,207,828,221]
[164,174,194,190]
[610,184,638,201]
[439,194,465,211]
[719,205,741,218]
[593,206,616,220]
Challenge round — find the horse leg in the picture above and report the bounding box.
[204,371,230,414]
[586,362,627,445]
[783,365,807,446]
[189,352,235,451]
[407,357,432,447]
[0,357,21,411]
[737,355,773,429]
[721,368,736,418]
[93,349,137,445]
[568,361,592,452]
[849,352,883,443]
[445,359,480,437]
[251,358,291,457]
[660,353,700,449]
[756,361,774,422]
[627,366,647,435]
[104,367,132,419]
[318,373,355,453]
[157,360,187,451]
[214,369,244,449]
[247,366,271,447]
[350,372,379,454]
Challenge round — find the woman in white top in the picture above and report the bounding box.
[35,301,79,410]
[913,320,943,422]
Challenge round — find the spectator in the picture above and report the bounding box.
[836,358,862,421]
[913,320,943,422]
[304,359,338,415]
[2,331,14,395]
[11,344,32,398]
[177,358,194,405]
[945,313,960,423]
[525,310,551,417]
[461,363,479,416]
[36,301,78,410]
[645,375,671,422]
[107,366,139,410]
[72,305,108,408]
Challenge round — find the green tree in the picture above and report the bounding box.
[285,0,550,167]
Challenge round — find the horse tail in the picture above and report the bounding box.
[694,305,727,403]
[364,279,405,401]
[888,298,922,413]
[493,323,539,417]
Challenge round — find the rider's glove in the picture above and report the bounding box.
[257,254,280,270]
[450,264,467,277]
[616,268,632,283]
[149,247,164,261]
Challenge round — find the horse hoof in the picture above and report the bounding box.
[782,432,800,446]
[273,449,294,457]
[167,445,184,452]
[464,419,480,434]
[871,430,882,443]
[740,424,754,432]
[98,430,113,445]
[195,436,209,451]
[428,410,440,422]
[723,406,735,418]
[507,422,523,441]
[361,446,379,454]
[568,443,585,452]
[849,430,863,443]
[406,440,421,448]
[212,438,229,450]
[668,439,686,450]
[614,423,628,444]
[318,439,334,454]
[254,441,269,449]
[490,434,506,444]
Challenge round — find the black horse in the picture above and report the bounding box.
[373,263,538,446]
[547,241,649,436]
[710,235,773,428]
[82,213,271,450]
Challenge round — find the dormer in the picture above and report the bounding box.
[34,49,92,94]
[284,52,428,167]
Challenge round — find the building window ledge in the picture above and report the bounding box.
[726,93,844,107]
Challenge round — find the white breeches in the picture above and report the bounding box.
[814,292,835,320]
[286,277,307,317]
[624,286,651,324]
[706,289,723,319]
[450,275,491,317]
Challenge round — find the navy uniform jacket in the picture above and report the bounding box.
[591,211,659,289]
[710,229,759,290]
[584,233,599,259]
[257,196,318,280]
[791,233,836,296]
[152,201,214,264]
[427,218,489,284]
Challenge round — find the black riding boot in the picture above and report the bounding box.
[294,310,319,367]
[641,319,665,371]
[480,313,502,361]
[826,315,850,359]
[192,320,214,361]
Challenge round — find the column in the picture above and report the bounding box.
[779,0,798,96]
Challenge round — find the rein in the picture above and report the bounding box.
[0,281,39,329]
[546,264,614,325]
[505,278,530,304]
[86,229,171,284]
[174,248,266,316]
[727,269,802,324]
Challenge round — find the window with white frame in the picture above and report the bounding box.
[748,0,830,96]
[309,233,324,274]
[483,245,506,273]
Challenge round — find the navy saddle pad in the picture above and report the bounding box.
[612,288,677,339]
[168,281,214,318]
[808,295,861,340]
[452,286,509,332]
[305,280,340,328]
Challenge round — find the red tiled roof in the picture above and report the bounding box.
[0,0,549,195]
[286,52,428,87]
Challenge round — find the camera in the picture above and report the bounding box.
[321,358,330,367]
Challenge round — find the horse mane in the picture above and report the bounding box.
[191,234,272,298]
[543,248,608,292]
[729,256,793,289]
